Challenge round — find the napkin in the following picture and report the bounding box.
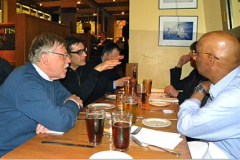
[46,130,64,135]
[151,88,164,93]
[149,94,179,103]
[131,126,183,150]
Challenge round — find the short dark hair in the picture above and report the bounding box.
[65,36,85,54]
[101,42,120,56]
[190,41,197,51]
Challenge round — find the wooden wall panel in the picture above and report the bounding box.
[15,14,70,67]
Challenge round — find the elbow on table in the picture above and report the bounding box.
[177,122,193,137]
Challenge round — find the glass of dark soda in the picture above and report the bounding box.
[112,111,132,151]
[85,107,105,145]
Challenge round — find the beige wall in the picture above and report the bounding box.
[231,0,240,28]
[129,0,223,88]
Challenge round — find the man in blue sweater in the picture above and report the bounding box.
[0,32,82,157]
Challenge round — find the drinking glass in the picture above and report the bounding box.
[143,79,152,95]
[116,91,125,111]
[123,95,138,124]
[137,83,147,104]
[124,81,130,96]
[85,107,105,145]
[112,111,132,152]
[103,112,112,138]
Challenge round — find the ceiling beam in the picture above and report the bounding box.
[81,0,111,17]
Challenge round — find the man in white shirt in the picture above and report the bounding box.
[177,31,240,159]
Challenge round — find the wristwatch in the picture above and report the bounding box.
[194,85,206,95]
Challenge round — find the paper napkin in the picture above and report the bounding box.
[149,94,179,103]
[131,126,182,150]
[45,130,64,135]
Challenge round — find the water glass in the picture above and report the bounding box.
[103,112,112,138]
[116,91,125,111]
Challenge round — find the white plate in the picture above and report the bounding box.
[105,94,117,100]
[149,101,171,107]
[151,88,164,93]
[142,118,171,128]
[89,151,133,159]
[87,103,115,110]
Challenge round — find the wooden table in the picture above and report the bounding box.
[1,95,191,159]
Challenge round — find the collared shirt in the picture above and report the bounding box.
[32,63,81,109]
[177,66,240,159]
[32,63,52,81]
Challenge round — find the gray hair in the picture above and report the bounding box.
[28,32,67,63]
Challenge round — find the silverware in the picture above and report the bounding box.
[137,116,146,119]
[41,141,95,148]
[130,135,180,156]
[141,108,176,113]
[131,127,142,135]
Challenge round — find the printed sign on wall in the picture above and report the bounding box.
[0,24,15,50]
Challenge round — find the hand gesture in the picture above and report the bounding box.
[67,94,83,108]
[94,55,123,72]
[164,85,179,97]
[177,53,192,68]
[114,77,131,87]
[36,124,49,134]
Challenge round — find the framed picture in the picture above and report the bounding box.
[159,0,198,9]
[158,16,198,46]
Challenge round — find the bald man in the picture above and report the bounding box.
[177,31,240,159]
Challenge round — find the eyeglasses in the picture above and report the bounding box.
[70,48,87,55]
[192,50,219,61]
[50,52,69,59]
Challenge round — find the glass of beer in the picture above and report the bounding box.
[137,83,147,104]
[116,91,125,111]
[124,81,130,96]
[112,111,132,152]
[143,79,152,95]
[85,107,105,145]
[123,95,138,124]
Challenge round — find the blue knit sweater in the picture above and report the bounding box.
[0,62,80,157]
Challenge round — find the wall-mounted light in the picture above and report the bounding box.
[77,1,81,4]
[113,0,115,1]
[39,3,42,6]
[121,11,124,15]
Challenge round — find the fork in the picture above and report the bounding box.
[131,135,181,156]
[131,127,142,135]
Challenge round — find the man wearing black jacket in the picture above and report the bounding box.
[82,42,130,106]
[60,36,121,106]
[164,41,207,104]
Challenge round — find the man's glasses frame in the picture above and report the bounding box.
[70,48,87,55]
[192,50,219,61]
[50,52,69,59]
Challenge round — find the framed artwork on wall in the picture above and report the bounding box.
[158,16,198,47]
[159,0,198,9]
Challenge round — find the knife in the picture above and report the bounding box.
[41,141,95,148]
